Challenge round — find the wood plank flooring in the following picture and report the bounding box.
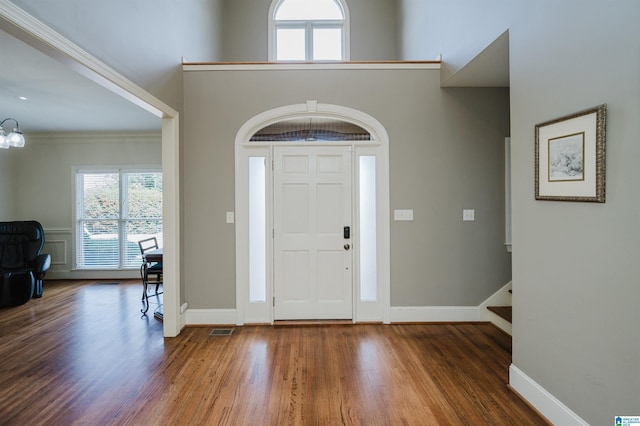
[0,280,548,425]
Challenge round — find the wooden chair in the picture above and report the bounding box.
[138,237,162,314]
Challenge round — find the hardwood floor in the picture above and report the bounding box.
[0,280,548,425]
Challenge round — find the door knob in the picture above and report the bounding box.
[344,244,350,250]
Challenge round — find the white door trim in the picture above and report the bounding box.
[235,102,390,325]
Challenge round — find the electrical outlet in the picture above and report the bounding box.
[394,209,414,221]
[463,209,475,221]
[226,212,235,224]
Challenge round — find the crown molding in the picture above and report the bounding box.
[26,130,161,144]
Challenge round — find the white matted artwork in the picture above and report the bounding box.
[535,104,607,202]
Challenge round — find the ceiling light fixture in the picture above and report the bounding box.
[0,118,26,149]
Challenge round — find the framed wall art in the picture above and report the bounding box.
[535,104,607,202]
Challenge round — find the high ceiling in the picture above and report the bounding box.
[0,2,508,136]
[0,29,161,133]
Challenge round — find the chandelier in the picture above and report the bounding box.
[0,118,26,149]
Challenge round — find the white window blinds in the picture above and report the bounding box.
[75,169,162,270]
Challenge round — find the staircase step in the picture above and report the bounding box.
[487,306,512,323]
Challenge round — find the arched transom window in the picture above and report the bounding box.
[269,0,350,62]
[250,117,370,142]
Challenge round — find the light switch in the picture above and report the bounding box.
[226,212,235,224]
[463,209,475,221]
[394,209,414,221]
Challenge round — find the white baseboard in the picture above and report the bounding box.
[185,309,237,326]
[181,284,511,326]
[390,306,479,322]
[46,270,140,280]
[388,282,513,324]
[509,365,589,426]
[187,306,479,325]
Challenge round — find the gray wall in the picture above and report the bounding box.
[220,0,270,62]
[397,0,511,80]
[398,0,640,423]
[0,150,16,220]
[13,134,161,227]
[183,68,510,309]
[221,0,397,61]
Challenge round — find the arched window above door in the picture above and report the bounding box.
[268,0,350,62]
[250,117,370,142]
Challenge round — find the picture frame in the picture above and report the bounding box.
[535,104,607,202]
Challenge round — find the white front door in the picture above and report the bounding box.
[273,146,353,320]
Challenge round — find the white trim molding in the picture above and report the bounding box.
[509,365,589,426]
[185,309,238,326]
[390,306,480,322]
[27,131,161,144]
[184,62,440,72]
[504,137,512,252]
[43,240,67,266]
[43,228,71,265]
[185,283,512,325]
[186,306,482,326]
[42,228,71,279]
[49,270,140,280]
[479,280,512,335]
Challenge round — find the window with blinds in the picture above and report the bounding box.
[75,169,162,270]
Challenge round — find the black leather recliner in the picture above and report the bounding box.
[0,221,51,307]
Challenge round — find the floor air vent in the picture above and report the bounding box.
[210,328,234,336]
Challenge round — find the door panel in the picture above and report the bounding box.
[317,184,343,233]
[283,250,309,301]
[274,146,352,320]
[317,250,345,301]
[282,184,308,233]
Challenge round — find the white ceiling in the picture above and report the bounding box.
[0,29,161,133]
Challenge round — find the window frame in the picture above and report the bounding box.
[74,166,163,270]
[268,0,350,62]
